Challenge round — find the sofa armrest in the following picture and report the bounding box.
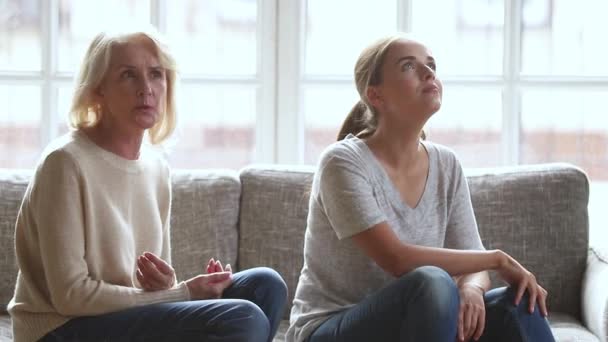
[582,247,608,342]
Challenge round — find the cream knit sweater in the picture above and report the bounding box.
[7,131,190,342]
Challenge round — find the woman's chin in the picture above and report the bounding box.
[430,104,441,115]
[135,113,158,129]
[424,100,441,117]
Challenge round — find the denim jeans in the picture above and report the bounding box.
[41,267,287,342]
[307,266,555,342]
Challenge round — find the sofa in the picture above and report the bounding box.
[0,163,606,342]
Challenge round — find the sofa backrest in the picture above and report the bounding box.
[467,163,589,319]
[0,170,31,313]
[238,165,315,319]
[0,169,242,312]
[0,163,590,321]
[170,170,241,281]
[237,163,590,320]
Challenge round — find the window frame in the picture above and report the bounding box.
[1,0,607,247]
[0,0,278,163]
[280,0,608,165]
[2,0,608,165]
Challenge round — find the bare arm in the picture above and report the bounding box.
[351,222,505,277]
[351,221,548,315]
[455,271,491,292]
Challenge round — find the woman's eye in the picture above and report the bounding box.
[428,63,437,71]
[151,70,164,78]
[120,70,135,79]
[402,62,415,71]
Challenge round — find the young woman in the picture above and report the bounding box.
[287,35,555,342]
[8,28,286,342]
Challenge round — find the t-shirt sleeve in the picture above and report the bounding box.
[444,157,485,251]
[317,152,387,240]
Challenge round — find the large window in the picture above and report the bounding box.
[297,0,608,249]
[0,0,265,168]
[1,0,606,248]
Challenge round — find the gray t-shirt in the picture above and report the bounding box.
[286,135,484,342]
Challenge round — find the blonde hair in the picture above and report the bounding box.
[69,27,177,145]
[337,34,426,141]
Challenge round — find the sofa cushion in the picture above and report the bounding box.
[549,313,600,342]
[269,315,598,342]
[238,165,315,319]
[238,163,589,323]
[273,320,289,342]
[0,170,32,313]
[468,163,589,320]
[170,170,241,281]
[0,314,12,340]
[0,169,241,309]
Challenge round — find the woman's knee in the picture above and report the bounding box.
[218,300,270,341]
[249,267,288,298]
[404,266,457,295]
[485,287,555,341]
[401,266,459,317]
[491,287,546,319]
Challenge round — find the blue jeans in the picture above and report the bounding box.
[41,267,287,342]
[307,266,555,342]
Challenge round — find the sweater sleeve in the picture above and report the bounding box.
[29,151,189,317]
[160,165,178,285]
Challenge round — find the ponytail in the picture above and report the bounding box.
[337,100,427,141]
[337,101,377,141]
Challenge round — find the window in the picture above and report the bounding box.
[0,0,266,169]
[296,0,608,248]
[163,0,261,168]
[1,0,606,248]
[302,0,397,163]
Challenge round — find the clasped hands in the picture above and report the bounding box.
[136,252,233,300]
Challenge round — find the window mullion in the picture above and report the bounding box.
[397,0,413,32]
[41,0,58,146]
[276,0,304,164]
[255,0,278,163]
[502,0,522,166]
[150,0,166,32]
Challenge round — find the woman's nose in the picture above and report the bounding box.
[420,65,435,80]
[137,79,153,97]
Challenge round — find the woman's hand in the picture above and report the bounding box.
[136,252,176,291]
[495,251,548,316]
[206,257,232,274]
[185,258,233,300]
[457,284,486,341]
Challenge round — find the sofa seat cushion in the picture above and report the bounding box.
[0,316,285,342]
[0,314,12,341]
[549,312,600,342]
[0,314,597,342]
[269,314,596,342]
[273,320,289,342]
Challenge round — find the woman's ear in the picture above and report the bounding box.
[92,86,104,102]
[366,86,384,109]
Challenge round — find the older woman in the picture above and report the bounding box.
[8,28,286,342]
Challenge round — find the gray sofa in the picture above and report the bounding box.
[0,163,606,342]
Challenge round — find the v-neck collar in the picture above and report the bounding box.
[350,135,435,213]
